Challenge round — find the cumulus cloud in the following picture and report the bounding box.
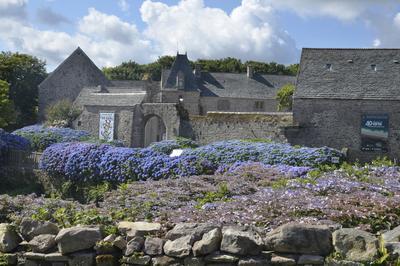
[0,0,28,19]
[140,0,298,64]
[0,0,302,70]
[36,6,70,26]
[0,7,156,70]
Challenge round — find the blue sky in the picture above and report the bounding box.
[0,0,399,70]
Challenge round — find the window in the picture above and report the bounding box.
[254,101,265,111]
[325,64,332,71]
[371,64,377,71]
[176,71,185,89]
[217,100,230,111]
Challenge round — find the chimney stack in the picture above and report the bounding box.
[247,65,254,79]
[194,64,201,78]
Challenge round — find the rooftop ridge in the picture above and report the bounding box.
[303,47,400,50]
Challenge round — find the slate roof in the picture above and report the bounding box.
[295,48,400,100]
[39,47,110,88]
[75,86,146,107]
[162,53,295,98]
[198,72,295,99]
[162,54,199,91]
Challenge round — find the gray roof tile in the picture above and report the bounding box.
[295,48,400,100]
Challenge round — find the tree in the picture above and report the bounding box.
[143,55,176,81]
[102,56,299,81]
[0,80,15,128]
[0,52,47,129]
[103,60,144,80]
[276,83,295,111]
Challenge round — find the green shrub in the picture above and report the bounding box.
[196,182,231,209]
[45,99,80,127]
[276,83,295,111]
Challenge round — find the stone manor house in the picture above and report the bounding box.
[39,47,400,161]
[39,47,295,147]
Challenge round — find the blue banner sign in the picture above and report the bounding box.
[361,114,389,152]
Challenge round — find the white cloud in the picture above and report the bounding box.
[140,0,298,64]
[36,6,70,26]
[263,0,396,21]
[0,7,156,70]
[367,12,400,48]
[0,0,27,19]
[118,0,130,12]
[0,0,302,70]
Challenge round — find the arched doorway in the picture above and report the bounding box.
[144,115,167,146]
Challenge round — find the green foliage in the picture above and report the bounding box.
[340,162,371,182]
[103,60,144,80]
[103,56,176,81]
[175,137,199,148]
[32,202,115,228]
[47,180,113,204]
[102,56,298,81]
[0,52,47,129]
[271,178,289,189]
[0,80,15,128]
[370,156,396,167]
[87,182,111,203]
[373,235,390,265]
[45,99,80,127]
[196,182,231,209]
[276,83,295,111]
[16,131,61,152]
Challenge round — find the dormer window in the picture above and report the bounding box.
[325,64,332,71]
[176,71,185,89]
[371,64,377,71]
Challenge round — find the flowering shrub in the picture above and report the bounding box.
[40,143,215,183]
[40,140,343,184]
[0,128,30,165]
[148,137,198,154]
[13,125,90,151]
[182,140,344,168]
[216,161,311,178]
[0,129,30,161]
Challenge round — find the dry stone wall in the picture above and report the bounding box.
[1,220,398,265]
[186,112,293,145]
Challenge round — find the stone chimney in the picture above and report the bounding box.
[97,85,107,93]
[194,64,201,78]
[247,65,254,79]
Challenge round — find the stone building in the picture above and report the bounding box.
[291,48,400,161]
[39,47,295,147]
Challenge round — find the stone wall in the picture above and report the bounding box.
[185,112,293,144]
[0,220,397,265]
[75,103,181,148]
[200,97,278,114]
[291,98,400,162]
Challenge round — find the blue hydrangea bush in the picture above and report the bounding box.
[40,143,215,183]
[0,129,31,163]
[13,125,90,151]
[182,140,344,168]
[148,137,199,154]
[40,140,343,184]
